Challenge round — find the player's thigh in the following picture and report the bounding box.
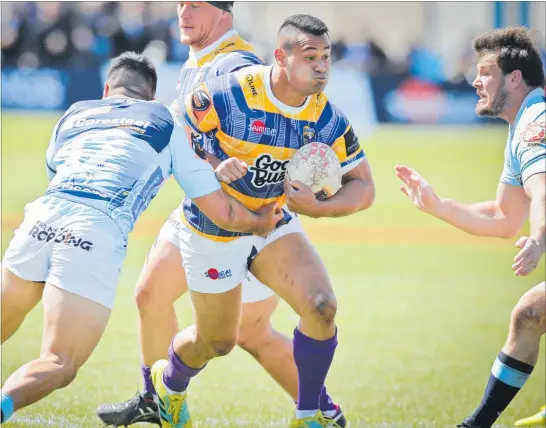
[41,283,110,371]
[134,232,187,308]
[1,197,63,323]
[1,267,44,321]
[250,230,334,317]
[190,286,242,345]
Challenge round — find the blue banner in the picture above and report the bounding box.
[2,67,102,111]
[370,73,501,124]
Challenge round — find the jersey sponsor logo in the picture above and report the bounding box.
[303,126,315,144]
[245,73,258,96]
[48,182,110,199]
[248,120,277,136]
[205,268,232,280]
[28,221,94,252]
[191,88,211,112]
[248,153,289,188]
[190,132,209,160]
[344,126,360,156]
[64,117,152,131]
[215,42,236,55]
[520,119,545,147]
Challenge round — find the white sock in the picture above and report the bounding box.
[322,408,337,418]
[295,409,319,419]
[162,379,186,396]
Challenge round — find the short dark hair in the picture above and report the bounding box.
[278,14,329,39]
[106,52,158,100]
[473,27,545,88]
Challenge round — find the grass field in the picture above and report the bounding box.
[1,114,544,428]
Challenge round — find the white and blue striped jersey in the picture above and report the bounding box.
[45,97,221,237]
[501,88,545,186]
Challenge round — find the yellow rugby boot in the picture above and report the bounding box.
[515,405,546,427]
[151,360,192,428]
[290,410,343,428]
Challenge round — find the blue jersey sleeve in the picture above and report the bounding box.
[167,117,221,199]
[516,111,545,184]
[499,155,521,186]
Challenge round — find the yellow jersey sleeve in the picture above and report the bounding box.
[183,83,221,134]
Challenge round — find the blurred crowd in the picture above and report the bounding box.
[2,1,544,86]
[1,2,188,68]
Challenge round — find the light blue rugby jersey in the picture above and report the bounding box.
[45,97,221,237]
[501,88,545,186]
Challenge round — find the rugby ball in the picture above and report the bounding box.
[286,142,342,201]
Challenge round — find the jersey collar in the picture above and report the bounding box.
[189,29,238,61]
[263,65,311,115]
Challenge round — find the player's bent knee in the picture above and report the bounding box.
[237,324,271,354]
[304,290,337,325]
[41,352,79,389]
[134,276,179,310]
[208,338,238,357]
[511,286,546,334]
[135,284,161,310]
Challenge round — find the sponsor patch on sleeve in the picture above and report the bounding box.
[344,126,361,157]
[520,119,545,147]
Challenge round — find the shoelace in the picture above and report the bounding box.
[167,395,185,425]
[315,413,342,428]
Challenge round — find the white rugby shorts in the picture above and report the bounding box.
[159,205,278,303]
[3,196,127,309]
[174,206,304,296]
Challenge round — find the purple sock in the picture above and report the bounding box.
[162,342,205,393]
[319,386,337,412]
[293,327,338,411]
[141,364,156,396]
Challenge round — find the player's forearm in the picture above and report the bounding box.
[223,198,268,235]
[193,189,271,236]
[434,198,516,238]
[207,153,221,169]
[529,191,546,252]
[316,177,375,218]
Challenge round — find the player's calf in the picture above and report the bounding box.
[459,283,545,428]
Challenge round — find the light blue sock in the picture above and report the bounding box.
[1,392,14,423]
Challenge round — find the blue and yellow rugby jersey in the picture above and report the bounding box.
[182,64,365,242]
[171,29,262,158]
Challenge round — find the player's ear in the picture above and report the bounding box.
[274,47,286,67]
[508,69,523,89]
[103,82,110,98]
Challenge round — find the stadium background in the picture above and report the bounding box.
[1,1,545,427]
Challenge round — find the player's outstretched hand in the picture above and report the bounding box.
[216,157,248,184]
[284,179,320,218]
[254,202,283,237]
[512,236,544,276]
[395,165,442,215]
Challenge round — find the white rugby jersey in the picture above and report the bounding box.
[45,96,221,236]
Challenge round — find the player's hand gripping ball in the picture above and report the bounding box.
[286,142,342,200]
